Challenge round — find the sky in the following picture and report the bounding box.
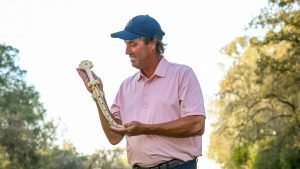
[0,0,268,168]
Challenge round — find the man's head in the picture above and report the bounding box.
[111,15,166,71]
[111,15,165,40]
[111,15,166,55]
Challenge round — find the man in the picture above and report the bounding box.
[77,15,205,169]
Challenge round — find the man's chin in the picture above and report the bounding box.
[131,63,141,69]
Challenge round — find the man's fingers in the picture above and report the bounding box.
[77,68,87,79]
[77,69,89,83]
[92,71,98,79]
[124,123,133,128]
[124,121,139,128]
[92,71,102,83]
[110,126,127,135]
[76,68,93,92]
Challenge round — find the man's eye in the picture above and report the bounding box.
[130,42,136,47]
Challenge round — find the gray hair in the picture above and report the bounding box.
[142,37,166,54]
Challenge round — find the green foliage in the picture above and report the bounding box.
[87,148,131,169]
[0,44,131,168]
[0,145,10,168]
[37,142,88,169]
[208,0,300,169]
[0,44,56,168]
[232,145,249,167]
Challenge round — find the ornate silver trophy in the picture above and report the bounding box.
[79,60,123,128]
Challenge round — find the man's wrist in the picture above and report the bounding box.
[143,124,154,135]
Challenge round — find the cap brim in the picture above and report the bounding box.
[111,30,142,40]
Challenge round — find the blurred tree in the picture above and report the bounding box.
[208,0,300,169]
[0,145,10,168]
[37,141,88,169]
[0,44,56,169]
[87,148,131,169]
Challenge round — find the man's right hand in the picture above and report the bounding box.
[76,68,103,93]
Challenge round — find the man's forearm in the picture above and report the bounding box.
[95,100,124,145]
[144,115,205,138]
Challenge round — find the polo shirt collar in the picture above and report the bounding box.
[135,57,169,81]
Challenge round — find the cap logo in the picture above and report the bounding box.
[126,19,133,28]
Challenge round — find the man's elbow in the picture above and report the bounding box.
[197,126,205,136]
[107,135,124,145]
[109,138,121,145]
[195,116,205,136]
[110,141,119,145]
[192,123,204,136]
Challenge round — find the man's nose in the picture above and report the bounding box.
[125,46,132,55]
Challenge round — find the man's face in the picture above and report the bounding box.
[124,37,153,69]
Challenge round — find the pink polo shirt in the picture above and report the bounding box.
[110,57,205,167]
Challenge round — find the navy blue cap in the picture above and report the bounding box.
[111,15,165,40]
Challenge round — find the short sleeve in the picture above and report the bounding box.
[179,68,205,117]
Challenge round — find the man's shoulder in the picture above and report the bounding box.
[167,60,193,73]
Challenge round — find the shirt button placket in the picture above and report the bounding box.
[143,82,149,108]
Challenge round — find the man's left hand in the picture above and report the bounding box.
[110,121,147,136]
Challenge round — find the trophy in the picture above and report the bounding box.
[79,60,123,128]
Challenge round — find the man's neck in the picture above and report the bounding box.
[142,55,162,78]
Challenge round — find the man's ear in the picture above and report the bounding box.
[151,39,157,50]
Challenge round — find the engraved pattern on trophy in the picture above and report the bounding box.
[79,60,124,128]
